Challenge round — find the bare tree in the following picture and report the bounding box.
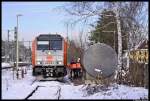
[62,2,148,84]
[63,1,147,51]
[63,2,123,80]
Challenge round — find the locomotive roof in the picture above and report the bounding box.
[36,34,63,41]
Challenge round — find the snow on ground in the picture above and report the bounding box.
[29,86,60,99]
[2,66,36,99]
[81,84,148,99]
[2,62,11,68]
[2,66,148,99]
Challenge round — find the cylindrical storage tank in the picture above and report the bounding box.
[82,43,118,78]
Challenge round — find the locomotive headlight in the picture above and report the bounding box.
[58,61,63,65]
[37,61,41,65]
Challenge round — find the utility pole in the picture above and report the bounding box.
[14,27,17,80]
[16,14,23,79]
[22,38,24,61]
[5,40,7,62]
[7,30,10,62]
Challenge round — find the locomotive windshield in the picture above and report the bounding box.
[36,34,63,50]
[37,41,49,50]
[50,40,62,50]
[37,40,62,50]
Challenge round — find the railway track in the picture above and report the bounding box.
[25,78,72,100]
[25,85,62,99]
[30,79,37,85]
[25,85,41,99]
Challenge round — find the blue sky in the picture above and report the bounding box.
[2,2,148,43]
[2,2,94,42]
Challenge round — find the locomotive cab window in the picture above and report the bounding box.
[37,41,49,50]
[50,40,62,50]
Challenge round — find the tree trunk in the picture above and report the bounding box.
[116,9,122,71]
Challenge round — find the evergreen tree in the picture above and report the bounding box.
[89,9,128,53]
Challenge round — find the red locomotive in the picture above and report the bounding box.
[32,34,68,80]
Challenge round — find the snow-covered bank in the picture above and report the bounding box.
[2,62,11,68]
[80,84,148,99]
[2,67,148,99]
[2,66,36,99]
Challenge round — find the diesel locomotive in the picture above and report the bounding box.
[32,34,68,80]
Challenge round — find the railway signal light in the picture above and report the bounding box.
[14,27,17,41]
